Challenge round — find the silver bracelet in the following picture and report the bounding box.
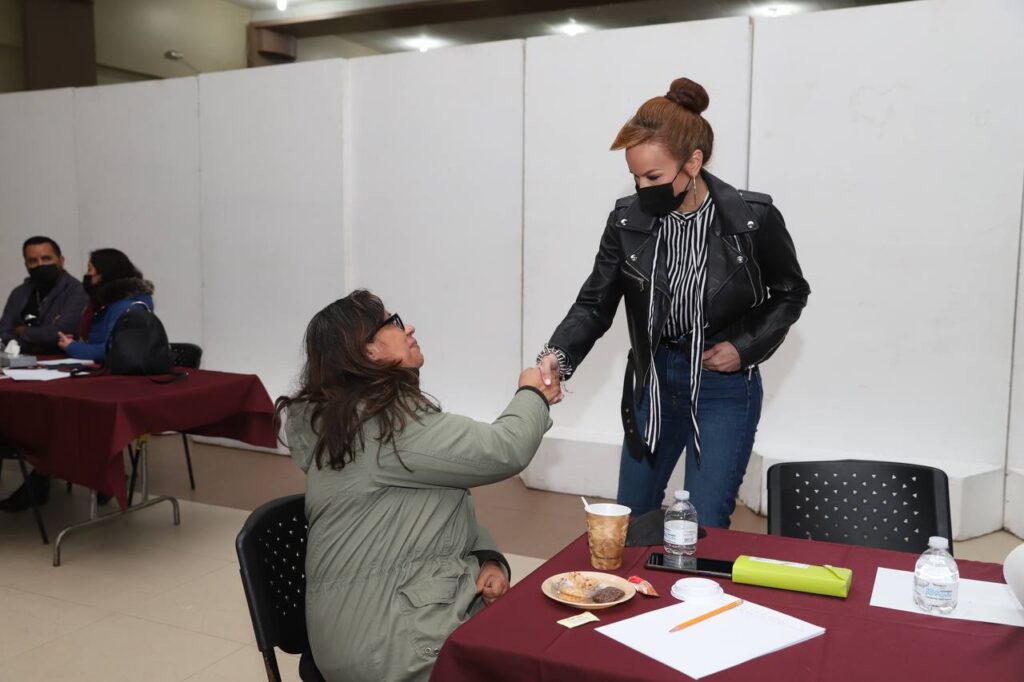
[536,345,573,380]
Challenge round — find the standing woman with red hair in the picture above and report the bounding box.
[537,77,810,526]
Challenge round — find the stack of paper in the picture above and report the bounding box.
[596,594,825,679]
[2,368,70,382]
[870,567,1024,627]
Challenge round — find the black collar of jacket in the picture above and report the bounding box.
[614,170,769,236]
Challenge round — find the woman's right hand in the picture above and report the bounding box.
[57,332,74,351]
[519,367,561,405]
[536,354,564,404]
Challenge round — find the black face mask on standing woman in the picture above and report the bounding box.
[635,166,688,217]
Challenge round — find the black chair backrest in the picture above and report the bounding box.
[236,494,312,658]
[767,459,953,555]
[170,342,203,369]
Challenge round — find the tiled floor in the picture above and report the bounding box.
[0,437,1021,680]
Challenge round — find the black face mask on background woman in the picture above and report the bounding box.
[28,264,61,291]
[635,166,688,217]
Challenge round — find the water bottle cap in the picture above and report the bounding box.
[928,536,949,551]
[674,490,690,501]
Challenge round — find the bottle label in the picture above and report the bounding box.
[665,520,698,545]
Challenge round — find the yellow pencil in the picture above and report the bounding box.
[668,599,744,633]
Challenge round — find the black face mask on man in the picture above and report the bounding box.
[28,264,61,290]
[635,166,688,217]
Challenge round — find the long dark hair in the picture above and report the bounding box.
[274,290,439,471]
[90,248,143,282]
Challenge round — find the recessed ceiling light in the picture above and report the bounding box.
[756,3,804,17]
[276,0,288,10]
[402,36,448,53]
[555,18,589,37]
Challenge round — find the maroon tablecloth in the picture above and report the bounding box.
[0,368,277,508]
[432,529,1024,681]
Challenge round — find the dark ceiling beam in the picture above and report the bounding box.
[23,0,97,90]
[251,0,656,39]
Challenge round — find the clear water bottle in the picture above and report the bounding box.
[913,536,959,614]
[664,490,699,556]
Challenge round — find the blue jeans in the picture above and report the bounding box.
[616,346,763,527]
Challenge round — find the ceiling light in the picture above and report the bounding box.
[756,3,804,17]
[402,36,448,53]
[556,18,588,37]
[276,0,288,11]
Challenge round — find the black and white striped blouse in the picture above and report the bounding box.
[642,191,714,463]
[662,192,714,341]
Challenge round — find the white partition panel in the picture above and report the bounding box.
[199,60,347,401]
[74,78,203,344]
[1008,165,1024,536]
[347,41,524,421]
[0,89,82,293]
[748,0,1024,534]
[521,19,753,500]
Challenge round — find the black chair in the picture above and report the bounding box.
[236,494,325,682]
[0,441,49,544]
[767,459,953,555]
[169,343,203,489]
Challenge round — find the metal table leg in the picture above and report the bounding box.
[52,439,180,567]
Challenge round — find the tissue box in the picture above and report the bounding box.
[732,555,852,598]
[0,353,37,369]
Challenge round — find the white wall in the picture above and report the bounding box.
[0,89,82,291]
[1,0,1022,536]
[520,18,753,501]
[199,60,347,402]
[346,41,524,420]
[73,78,204,344]
[749,0,1024,474]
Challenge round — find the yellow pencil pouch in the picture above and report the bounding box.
[732,555,852,598]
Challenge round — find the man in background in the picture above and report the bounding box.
[0,236,86,355]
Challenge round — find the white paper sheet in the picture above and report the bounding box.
[870,567,1024,627]
[36,358,88,366]
[2,369,69,382]
[596,594,825,679]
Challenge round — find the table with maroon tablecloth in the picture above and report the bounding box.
[0,368,277,508]
[432,529,1024,681]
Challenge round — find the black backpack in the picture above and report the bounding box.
[107,302,182,380]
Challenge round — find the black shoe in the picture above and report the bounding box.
[97,492,112,506]
[0,472,51,512]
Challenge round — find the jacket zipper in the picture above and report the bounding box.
[744,233,765,306]
[622,267,645,292]
[748,335,786,370]
[622,259,651,292]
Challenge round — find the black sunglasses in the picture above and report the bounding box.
[366,313,405,342]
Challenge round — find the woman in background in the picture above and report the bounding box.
[58,248,154,361]
[279,290,559,682]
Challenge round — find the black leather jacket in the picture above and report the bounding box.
[546,170,810,461]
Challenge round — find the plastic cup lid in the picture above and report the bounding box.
[671,577,723,602]
[585,503,631,516]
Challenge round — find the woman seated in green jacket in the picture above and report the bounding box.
[277,290,559,682]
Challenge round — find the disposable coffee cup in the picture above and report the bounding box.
[585,503,631,570]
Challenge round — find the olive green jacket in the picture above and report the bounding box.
[287,388,552,682]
